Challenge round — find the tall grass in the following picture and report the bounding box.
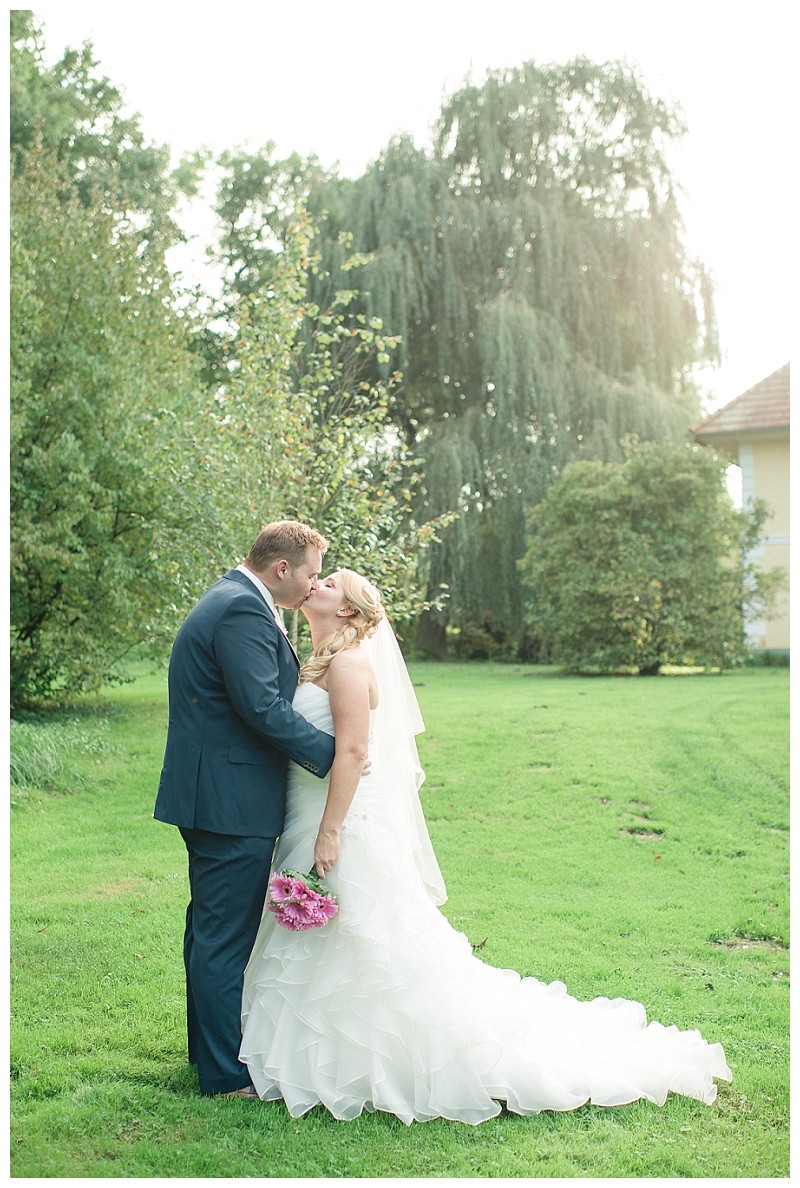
[10,713,109,806]
[10,664,789,1178]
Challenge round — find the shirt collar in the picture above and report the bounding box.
[236,563,279,615]
[236,565,296,659]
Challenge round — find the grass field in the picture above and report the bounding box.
[10,663,789,1178]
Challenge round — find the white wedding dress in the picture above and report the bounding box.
[240,681,731,1125]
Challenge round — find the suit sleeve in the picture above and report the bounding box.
[214,597,335,777]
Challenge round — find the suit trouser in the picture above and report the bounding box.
[179,827,276,1095]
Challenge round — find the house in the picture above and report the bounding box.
[692,363,790,651]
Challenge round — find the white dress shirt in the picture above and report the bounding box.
[235,564,289,636]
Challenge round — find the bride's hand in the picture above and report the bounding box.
[314,825,341,878]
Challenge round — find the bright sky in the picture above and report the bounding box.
[30,0,794,414]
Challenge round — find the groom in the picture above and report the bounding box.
[155,520,336,1097]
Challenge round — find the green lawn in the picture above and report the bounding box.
[10,663,789,1178]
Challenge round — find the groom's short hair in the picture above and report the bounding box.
[245,520,329,571]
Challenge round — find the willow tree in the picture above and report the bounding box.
[348,61,717,653]
[213,59,718,654]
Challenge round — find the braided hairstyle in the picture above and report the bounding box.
[299,569,384,685]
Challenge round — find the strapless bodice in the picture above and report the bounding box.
[292,680,336,735]
[289,682,377,799]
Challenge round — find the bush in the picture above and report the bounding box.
[519,439,782,674]
[745,649,790,668]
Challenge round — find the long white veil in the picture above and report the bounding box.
[360,616,447,905]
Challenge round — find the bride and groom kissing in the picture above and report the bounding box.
[154,519,731,1123]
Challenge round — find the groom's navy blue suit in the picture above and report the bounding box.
[155,568,335,1094]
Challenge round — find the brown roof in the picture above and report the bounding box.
[692,363,790,439]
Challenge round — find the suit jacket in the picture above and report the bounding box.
[154,569,335,838]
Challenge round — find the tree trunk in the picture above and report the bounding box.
[415,611,448,659]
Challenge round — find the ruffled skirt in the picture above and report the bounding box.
[240,769,731,1125]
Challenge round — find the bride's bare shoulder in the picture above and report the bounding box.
[327,646,378,709]
[328,645,373,681]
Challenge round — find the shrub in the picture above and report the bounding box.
[520,439,783,674]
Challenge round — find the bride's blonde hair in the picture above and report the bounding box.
[299,569,384,684]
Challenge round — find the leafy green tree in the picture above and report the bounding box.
[10,144,217,704]
[11,11,205,230]
[210,61,718,652]
[213,147,343,299]
[519,440,780,673]
[205,209,446,642]
[190,144,345,394]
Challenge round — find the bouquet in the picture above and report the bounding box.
[267,867,339,931]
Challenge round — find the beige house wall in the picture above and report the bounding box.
[736,432,790,650]
[748,437,790,535]
[760,542,790,650]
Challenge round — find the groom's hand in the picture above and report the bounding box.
[361,751,372,778]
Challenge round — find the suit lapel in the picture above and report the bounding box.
[280,630,300,668]
[226,569,300,668]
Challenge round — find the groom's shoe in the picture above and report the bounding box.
[216,1083,259,1099]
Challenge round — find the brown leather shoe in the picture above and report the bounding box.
[217,1084,259,1099]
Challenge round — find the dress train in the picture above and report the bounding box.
[240,683,731,1125]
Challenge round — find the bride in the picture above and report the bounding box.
[240,569,731,1125]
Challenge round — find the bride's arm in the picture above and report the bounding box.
[313,649,373,878]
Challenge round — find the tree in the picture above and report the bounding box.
[209,61,718,653]
[10,144,218,704]
[11,11,208,248]
[10,16,229,703]
[519,439,780,673]
[11,13,162,213]
[365,62,716,653]
[203,210,447,643]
